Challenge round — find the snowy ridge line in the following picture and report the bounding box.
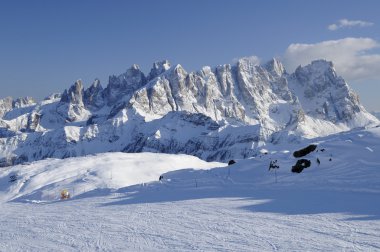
[0,57,379,166]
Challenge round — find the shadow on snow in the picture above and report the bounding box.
[100,181,380,221]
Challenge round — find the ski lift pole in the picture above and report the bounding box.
[275,169,277,183]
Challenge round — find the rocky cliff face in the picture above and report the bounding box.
[0,96,36,118]
[0,97,14,118]
[289,60,361,122]
[0,58,378,166]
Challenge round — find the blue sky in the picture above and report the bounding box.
[1,0,379,110]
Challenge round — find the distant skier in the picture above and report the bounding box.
[159,175,163,181]
[317,158,320,165]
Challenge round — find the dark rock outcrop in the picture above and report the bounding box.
[291,159,311,173]
[293,144,317,158]
[228,159,236,165]
[26,112,41,132]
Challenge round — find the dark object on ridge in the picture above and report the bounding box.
[159,175,163,181]
[269,159,280,183]
[293,144,317,158]
[268,159,279,171]
[291,159,311,173]
[9,174,18,183]
[228,160,236,165]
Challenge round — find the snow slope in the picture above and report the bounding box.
[0,152,225,203]
[0,127,379,251]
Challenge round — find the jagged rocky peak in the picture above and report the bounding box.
[85,79,103,96]
[58,79,91,122]
[236,56,261,69]
[294,59,337,84]
[0,56,378,167]
[105,64,147,104]
[0,96,13,104]
[264,58,286,77]
[200,65,213,75]
[147,60,171,80]
[172,64,187,76]
[0,97,14,118]
[124,64,146,84]
[13,96,36,108]
[44,93,62,101]
[0,96,36,118]
[305,59,334,72]
[290,60,363,122]
[214,64,234,96]
[215,63,232,73]
[297,60,348,94]
[60,79,84,105]
[84,79,104,108]
[90,78,102,89]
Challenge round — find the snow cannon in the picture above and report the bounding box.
[60,189,70,200]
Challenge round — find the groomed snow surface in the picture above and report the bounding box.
[1,128,380,251]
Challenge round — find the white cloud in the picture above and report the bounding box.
[328,19,374,31]
[283,37,380,81]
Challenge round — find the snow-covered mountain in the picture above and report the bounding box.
[0,58,378,166]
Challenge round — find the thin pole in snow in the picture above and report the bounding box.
[275,169,277,183]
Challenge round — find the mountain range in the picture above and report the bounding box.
[0,57,378,166]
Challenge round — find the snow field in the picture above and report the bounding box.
[0,127,379,251]
[0,152,225,203]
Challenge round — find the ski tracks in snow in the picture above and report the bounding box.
[0,194,379,251]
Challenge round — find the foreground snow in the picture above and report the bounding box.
[0,128,380,251]
[1,188,378,252]
[0,152,225,203]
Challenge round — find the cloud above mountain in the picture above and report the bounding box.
[328,19,374,31]
[282,37,380,81]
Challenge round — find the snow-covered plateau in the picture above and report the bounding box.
[0,125,379,251]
